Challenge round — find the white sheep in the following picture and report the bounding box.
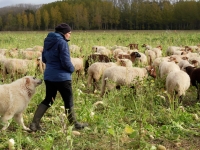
[151,45,162,58]
[87,59,132,93]
[177,59,193,71]
[2,58,42,80]
[152,56,170,68]
[159,61,180,78]
[69,44,82,54]
[100,66,148,97]
[141,44,152,50]
[71,57,84,79]
[166,70,190,103]
[145,50,156,65]
[135,52,148,65]
[166,46,184,56]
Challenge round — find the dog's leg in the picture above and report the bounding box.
[1,113,14,131]
[14,113,30,131]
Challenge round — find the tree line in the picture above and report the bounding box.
[0,0,200,31]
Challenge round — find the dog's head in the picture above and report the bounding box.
[23,76,43,89]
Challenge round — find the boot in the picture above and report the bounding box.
[29,103,49,132]
[66,107,88,130]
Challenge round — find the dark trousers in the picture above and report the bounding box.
[41,80,73,109]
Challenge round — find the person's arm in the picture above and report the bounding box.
[59,41,75,73]
[42,50,46,64]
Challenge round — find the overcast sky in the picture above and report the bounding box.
[0,0,56,8]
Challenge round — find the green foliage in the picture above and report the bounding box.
[0,30,200,149]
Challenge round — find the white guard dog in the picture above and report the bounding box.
[0,76,43,131]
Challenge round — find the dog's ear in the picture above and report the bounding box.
[25,78,30,85]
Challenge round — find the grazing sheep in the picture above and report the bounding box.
[2,58,43,81]
[177,59,193,71]
[127,44,138,50]
[100,66,148,97]
[151,45,162,58]
[152,56,170,68]
[145,50,156,65]
[135,52,148,65]
[32,45,43,52]
[84,54,112,75]
[69,44,82,54]
[185,66,200,101]
[87,58,133,92]
[166,46,184,56]
[21,50,42,60]
[141,44,152,50]
[166,70,190,103]
[71,57,84,79]
[117,52,141,63]
[159,61,180,78]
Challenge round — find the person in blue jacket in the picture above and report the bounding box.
[29,23,88,131]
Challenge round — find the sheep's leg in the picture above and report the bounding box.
[93,78,96,93]
[100,79,107,97]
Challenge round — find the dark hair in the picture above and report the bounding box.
[55,23,71,34]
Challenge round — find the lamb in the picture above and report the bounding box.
[185,66,200,101]
[166,70,190,103]
[159,61,180,78]
[152,56,170,68]
[100,66,148,97]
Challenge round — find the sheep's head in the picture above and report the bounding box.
[146,66,156,78]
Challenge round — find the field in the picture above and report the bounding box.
[0,30,200,150]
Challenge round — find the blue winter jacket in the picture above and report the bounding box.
[42,32,75,81]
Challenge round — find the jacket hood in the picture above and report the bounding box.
[44,32,67,50]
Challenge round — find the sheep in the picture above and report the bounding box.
[92,46,107,52]
[2,58,42,81]
[32,45,43,52]
[84,54,112,75]
[0,49,8,56]
[21,50,42,60]
[166,70,190,103]
[185,66,200,101]
[151,45,162,58]
[127,44,138,50]
[113,48,124,58]
[117,51,141,63]
[87,62,117,93]
[159,61,180,78]
[71,57,84,80]
[96,48,112,56]
[177,59,193,71]
[145,50,156,65]
[135,52,148,65]
[141,44,152,50]
[152,56,170,68]
[100,66,148,97]
[87,59,133,93]
[69,44,82,54]
[166,46,184,56]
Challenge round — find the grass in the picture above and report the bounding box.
[0,30,200,150]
